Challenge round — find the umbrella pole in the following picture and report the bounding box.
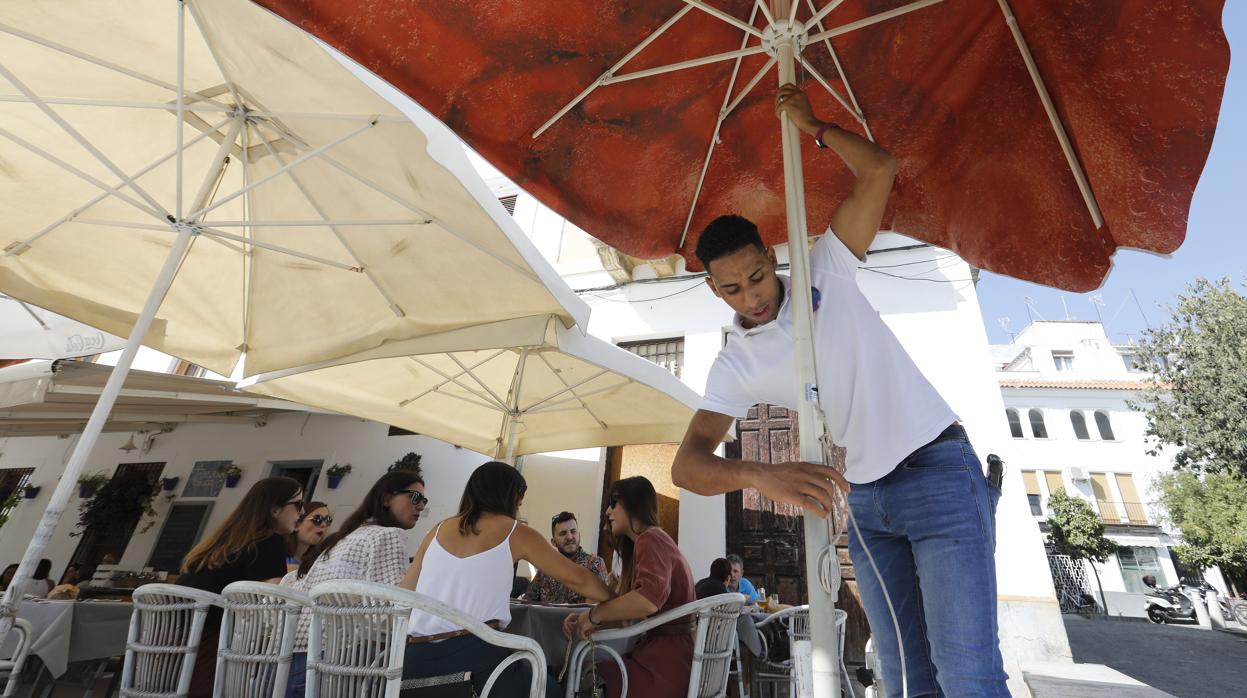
[0,226,194,646]
[773,2,840,696]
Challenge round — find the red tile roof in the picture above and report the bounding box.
[998,377,1156,390]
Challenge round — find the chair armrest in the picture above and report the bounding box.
[587,593,745,642]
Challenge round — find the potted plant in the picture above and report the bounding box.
[0,488,21,529]
[222,464,243,488]
[326,463,352,489]
[78,472,110,498]
[22,484,40,499]
[161,476,180,492]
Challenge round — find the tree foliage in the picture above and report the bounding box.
[1045,490,1118,563]
[1152,470,1247,578]
[1130,277,1247,476]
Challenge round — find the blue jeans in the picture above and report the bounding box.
[285,652,306,698]
[847,437,1008,698]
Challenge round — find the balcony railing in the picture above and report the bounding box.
[1095,500,1150,525]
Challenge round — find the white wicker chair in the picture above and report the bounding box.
[214,582,310,697]
[750,606,850,698]
[122,584,220,698]
[0,618,33,698]
[565,592,746,698]
[306,580,548,698]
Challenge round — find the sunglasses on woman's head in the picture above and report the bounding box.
[394,489,428,507]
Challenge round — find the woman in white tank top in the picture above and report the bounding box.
[401,461,613,698]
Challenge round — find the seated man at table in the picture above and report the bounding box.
[726,554,760,604]
[523,511,608,604]
[694,557,732,599]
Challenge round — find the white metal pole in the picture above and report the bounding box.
[0,225,195,646]
[773,2,839,697]
[503,348,530,466]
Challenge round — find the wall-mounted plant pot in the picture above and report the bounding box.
[23,486,40,499]
[225,473,242,488]
[161,477,180,492]
[326,474,343,489]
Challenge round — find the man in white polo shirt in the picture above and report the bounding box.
[672,84,1008,697]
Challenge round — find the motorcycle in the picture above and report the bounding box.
[1143,582,1195,624]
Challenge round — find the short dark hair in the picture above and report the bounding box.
[695,215,766,271]
[710,557,732,582]
[551,511,577,534]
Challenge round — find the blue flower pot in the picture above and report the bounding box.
[225,473,241,488]
[327,474,343,489]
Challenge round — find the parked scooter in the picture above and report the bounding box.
[1143,575,1195,624]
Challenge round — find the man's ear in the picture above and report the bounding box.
[704,276,721,299]
[766,247,778,267]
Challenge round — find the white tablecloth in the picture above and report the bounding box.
[1,600,132,676]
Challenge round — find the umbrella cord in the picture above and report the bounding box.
[816,415,908,698]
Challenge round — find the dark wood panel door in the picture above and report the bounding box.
[723,404,869,665]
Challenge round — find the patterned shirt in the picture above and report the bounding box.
[521,548,608,604]
[281,524,410,650]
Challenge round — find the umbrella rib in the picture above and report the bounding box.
[187,116,245,219]
[244,110,408,123]
[602,45,769,86]
[678,3,767,249]
[187,119,377,221]
[521,355,610,429]
[0,126,167,223]
[0,115,232,257]
[315,154,544,284]
[197,227,361,272]
[447,353,513,411]
[525,379,632,415]
[754,0,777,27]
[0,94,233,113]
[202,219,432,228]
[683,1,764,38]
[532,4,696,139]
[0,62,170,218]
[0,22,232,111]
[803,0,873,141]
[248,126,409,317]
[797,56,870,134]
[806,0,946,44]
[806,0,848,28]
[402,353,510,410]
[995,0,1104,229]
[183,0,246,109]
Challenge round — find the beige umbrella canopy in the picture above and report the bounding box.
[0,0,586,377]
[243,315,702,460]
[0,0,587,641]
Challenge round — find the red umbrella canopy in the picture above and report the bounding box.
[255,0,1229,291]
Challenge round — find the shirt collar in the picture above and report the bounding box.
[730,274,791,337]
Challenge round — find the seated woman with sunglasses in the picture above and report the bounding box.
[401,461,613,698]
[177,476,305,698]
[286,501,331,571]
[564,476,696,698]
[280,466,427,698]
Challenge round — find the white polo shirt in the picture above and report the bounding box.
[702,230,958,484]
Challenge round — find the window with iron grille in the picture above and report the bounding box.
[619,337,684,378]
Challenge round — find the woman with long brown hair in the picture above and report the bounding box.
[286,501,331,571]
[177,476,304,697]
[402,461,612,698]
[563,476,696,698]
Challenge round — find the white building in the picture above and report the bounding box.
[991,320,1229,616]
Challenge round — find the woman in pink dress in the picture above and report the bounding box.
[565,476,696,697]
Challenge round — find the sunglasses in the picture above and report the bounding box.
[394,489,429,507]
[607,495,619,509]
[307,514,333,527]
[282,499,305,513]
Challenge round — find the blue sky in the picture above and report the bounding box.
[976,2,1247,345]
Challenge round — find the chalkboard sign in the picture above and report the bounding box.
[146,502,214,573]
[182,460,229,498]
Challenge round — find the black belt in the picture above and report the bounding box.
[927,422,968,447]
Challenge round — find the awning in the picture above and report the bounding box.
[0,360,307,437]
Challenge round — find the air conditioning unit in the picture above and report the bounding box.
[1067,466,1091,482]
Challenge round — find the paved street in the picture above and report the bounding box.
[1062,615,1247,698]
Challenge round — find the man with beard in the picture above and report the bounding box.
[523,511,608,604]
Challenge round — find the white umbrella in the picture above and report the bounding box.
[0,295,125,360]
[242,315,702,461]
[0,0,587,640]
